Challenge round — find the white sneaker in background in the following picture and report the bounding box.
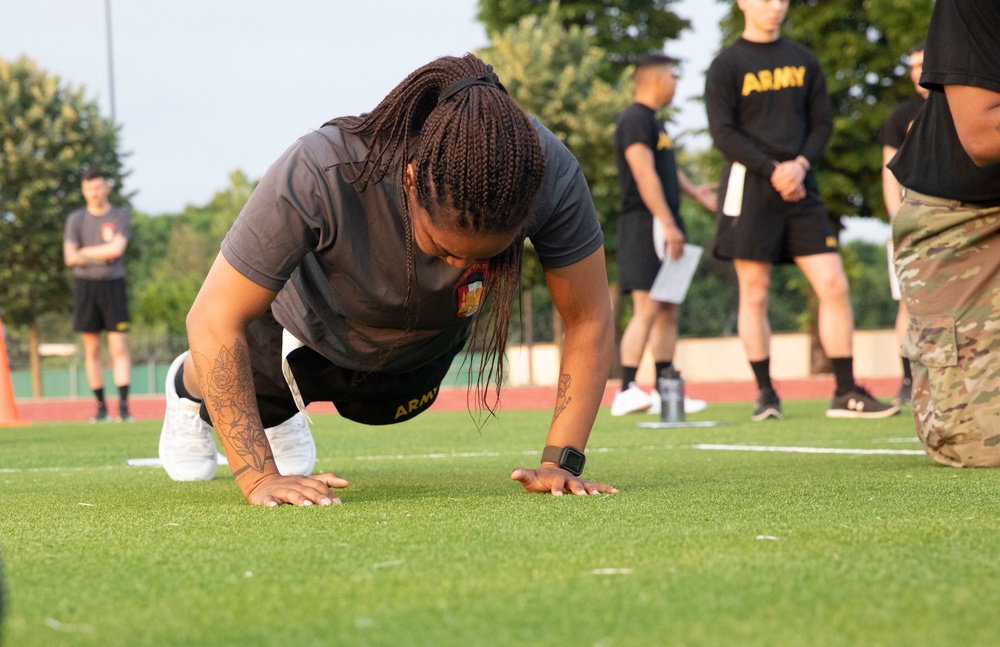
[648,393,661,416]
[158,352,218,482]
[610,383,653,417]
[684,396,708,414]
[265,413,316,476]
[647,393,708,416]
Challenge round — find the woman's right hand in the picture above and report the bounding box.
[245,473,350,507]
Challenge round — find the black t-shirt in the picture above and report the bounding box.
[888,0,1000,205]
[613,103,680,217]
[705,37,833,178]
[881,96,925,150]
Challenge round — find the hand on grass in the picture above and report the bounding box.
[510,466,619,497]
[246,473,349,507]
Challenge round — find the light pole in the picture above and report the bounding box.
[105,0,116,122]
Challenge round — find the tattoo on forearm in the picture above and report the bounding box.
[194,341,270,476]
[552,373,572,422]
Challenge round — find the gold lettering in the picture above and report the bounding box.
[791,66,806,86]
[773,66,793,89]
[742,72,762,96]
[395,405,408,419]
[408,399,419,413]
[758,70,774,91]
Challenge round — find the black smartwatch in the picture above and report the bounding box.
[540,445,586,476]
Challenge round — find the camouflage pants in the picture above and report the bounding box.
[893,189,1000,467]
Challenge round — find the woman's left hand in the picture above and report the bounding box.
[510,466,619,496]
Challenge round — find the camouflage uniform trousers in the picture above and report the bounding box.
[893,188,1000,467]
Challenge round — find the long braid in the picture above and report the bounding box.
[327,54,546,414]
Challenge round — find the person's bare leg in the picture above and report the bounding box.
[733,259,772,361]
[647,302,678,363]
[619,290,660,371]
[81,332,104,391]
[107,331,131,388]
[795,252,853,357]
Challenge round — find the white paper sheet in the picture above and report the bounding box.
[649,244,703,304]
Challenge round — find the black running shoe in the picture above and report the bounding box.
[892,378,912,406]
[91,403,109,423]
[826,386,900,419]
[117,401,133,422]
[752,389,782,421]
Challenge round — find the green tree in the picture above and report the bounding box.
[477,0,690,82]
[717,0,934,221]
[0,56,128,394]
[130,172,257,339]
[480,7,629,262]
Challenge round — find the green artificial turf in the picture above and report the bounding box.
[2,401,1000,646]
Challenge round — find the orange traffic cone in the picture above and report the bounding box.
[0,317,29,426]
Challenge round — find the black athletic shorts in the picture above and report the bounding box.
[199,308,465,428]
[617,209,686,293]
[73,278,130,333]
[713,169,837,264]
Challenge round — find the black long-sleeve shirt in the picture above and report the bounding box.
[705,38,833,178]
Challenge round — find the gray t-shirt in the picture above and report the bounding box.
[221,119,603,373]
[63,206,131,280]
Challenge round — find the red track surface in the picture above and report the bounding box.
[4,377,903,424]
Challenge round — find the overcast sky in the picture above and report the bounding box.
[1,0,731,214]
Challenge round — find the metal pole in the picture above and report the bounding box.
[105,0,116,122]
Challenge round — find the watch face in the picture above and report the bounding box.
[560,447,586,476]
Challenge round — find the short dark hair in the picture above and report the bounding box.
[909,40,926,55]
[633,53,677,77]
[81,169,108,182]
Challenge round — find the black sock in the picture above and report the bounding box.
[901,357,912,383]
[621,366,638,388]
[654,360,674,379]
[750,359,773,393]
[116,384,129,405]
[94,387,106,406]
[831,357,856,396]
[174,364,201,402]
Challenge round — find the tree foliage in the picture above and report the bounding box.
[0,56,128,326]
[129,171,256,338]
[477,0,690,82]
[479,6,629,288]
[717,0,934,221]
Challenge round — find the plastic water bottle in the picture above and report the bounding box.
[657,367,685,423]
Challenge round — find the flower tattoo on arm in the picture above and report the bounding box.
[552,373,572,423]
[195,340,271,477]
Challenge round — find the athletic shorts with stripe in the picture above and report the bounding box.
[893,189,1000,467]
[713,167,837,264]
[617,209,686,293]
[197,308,464,428]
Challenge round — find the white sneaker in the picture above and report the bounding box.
[647,393,708,416]
[684,396,708,414]
[610,383,653,416]
[265,413,316,476]
[159,352,218,481]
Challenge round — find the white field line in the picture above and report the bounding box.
[0,442,922,474]
[692,443,924,456]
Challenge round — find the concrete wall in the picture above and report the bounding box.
[504,329,902,386]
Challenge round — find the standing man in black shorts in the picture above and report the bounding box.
[63,169,133,422]
[610,53,716,417]
[881,41,927,407]
[705,0,897,421]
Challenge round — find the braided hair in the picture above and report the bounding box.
[327,54,546,413]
